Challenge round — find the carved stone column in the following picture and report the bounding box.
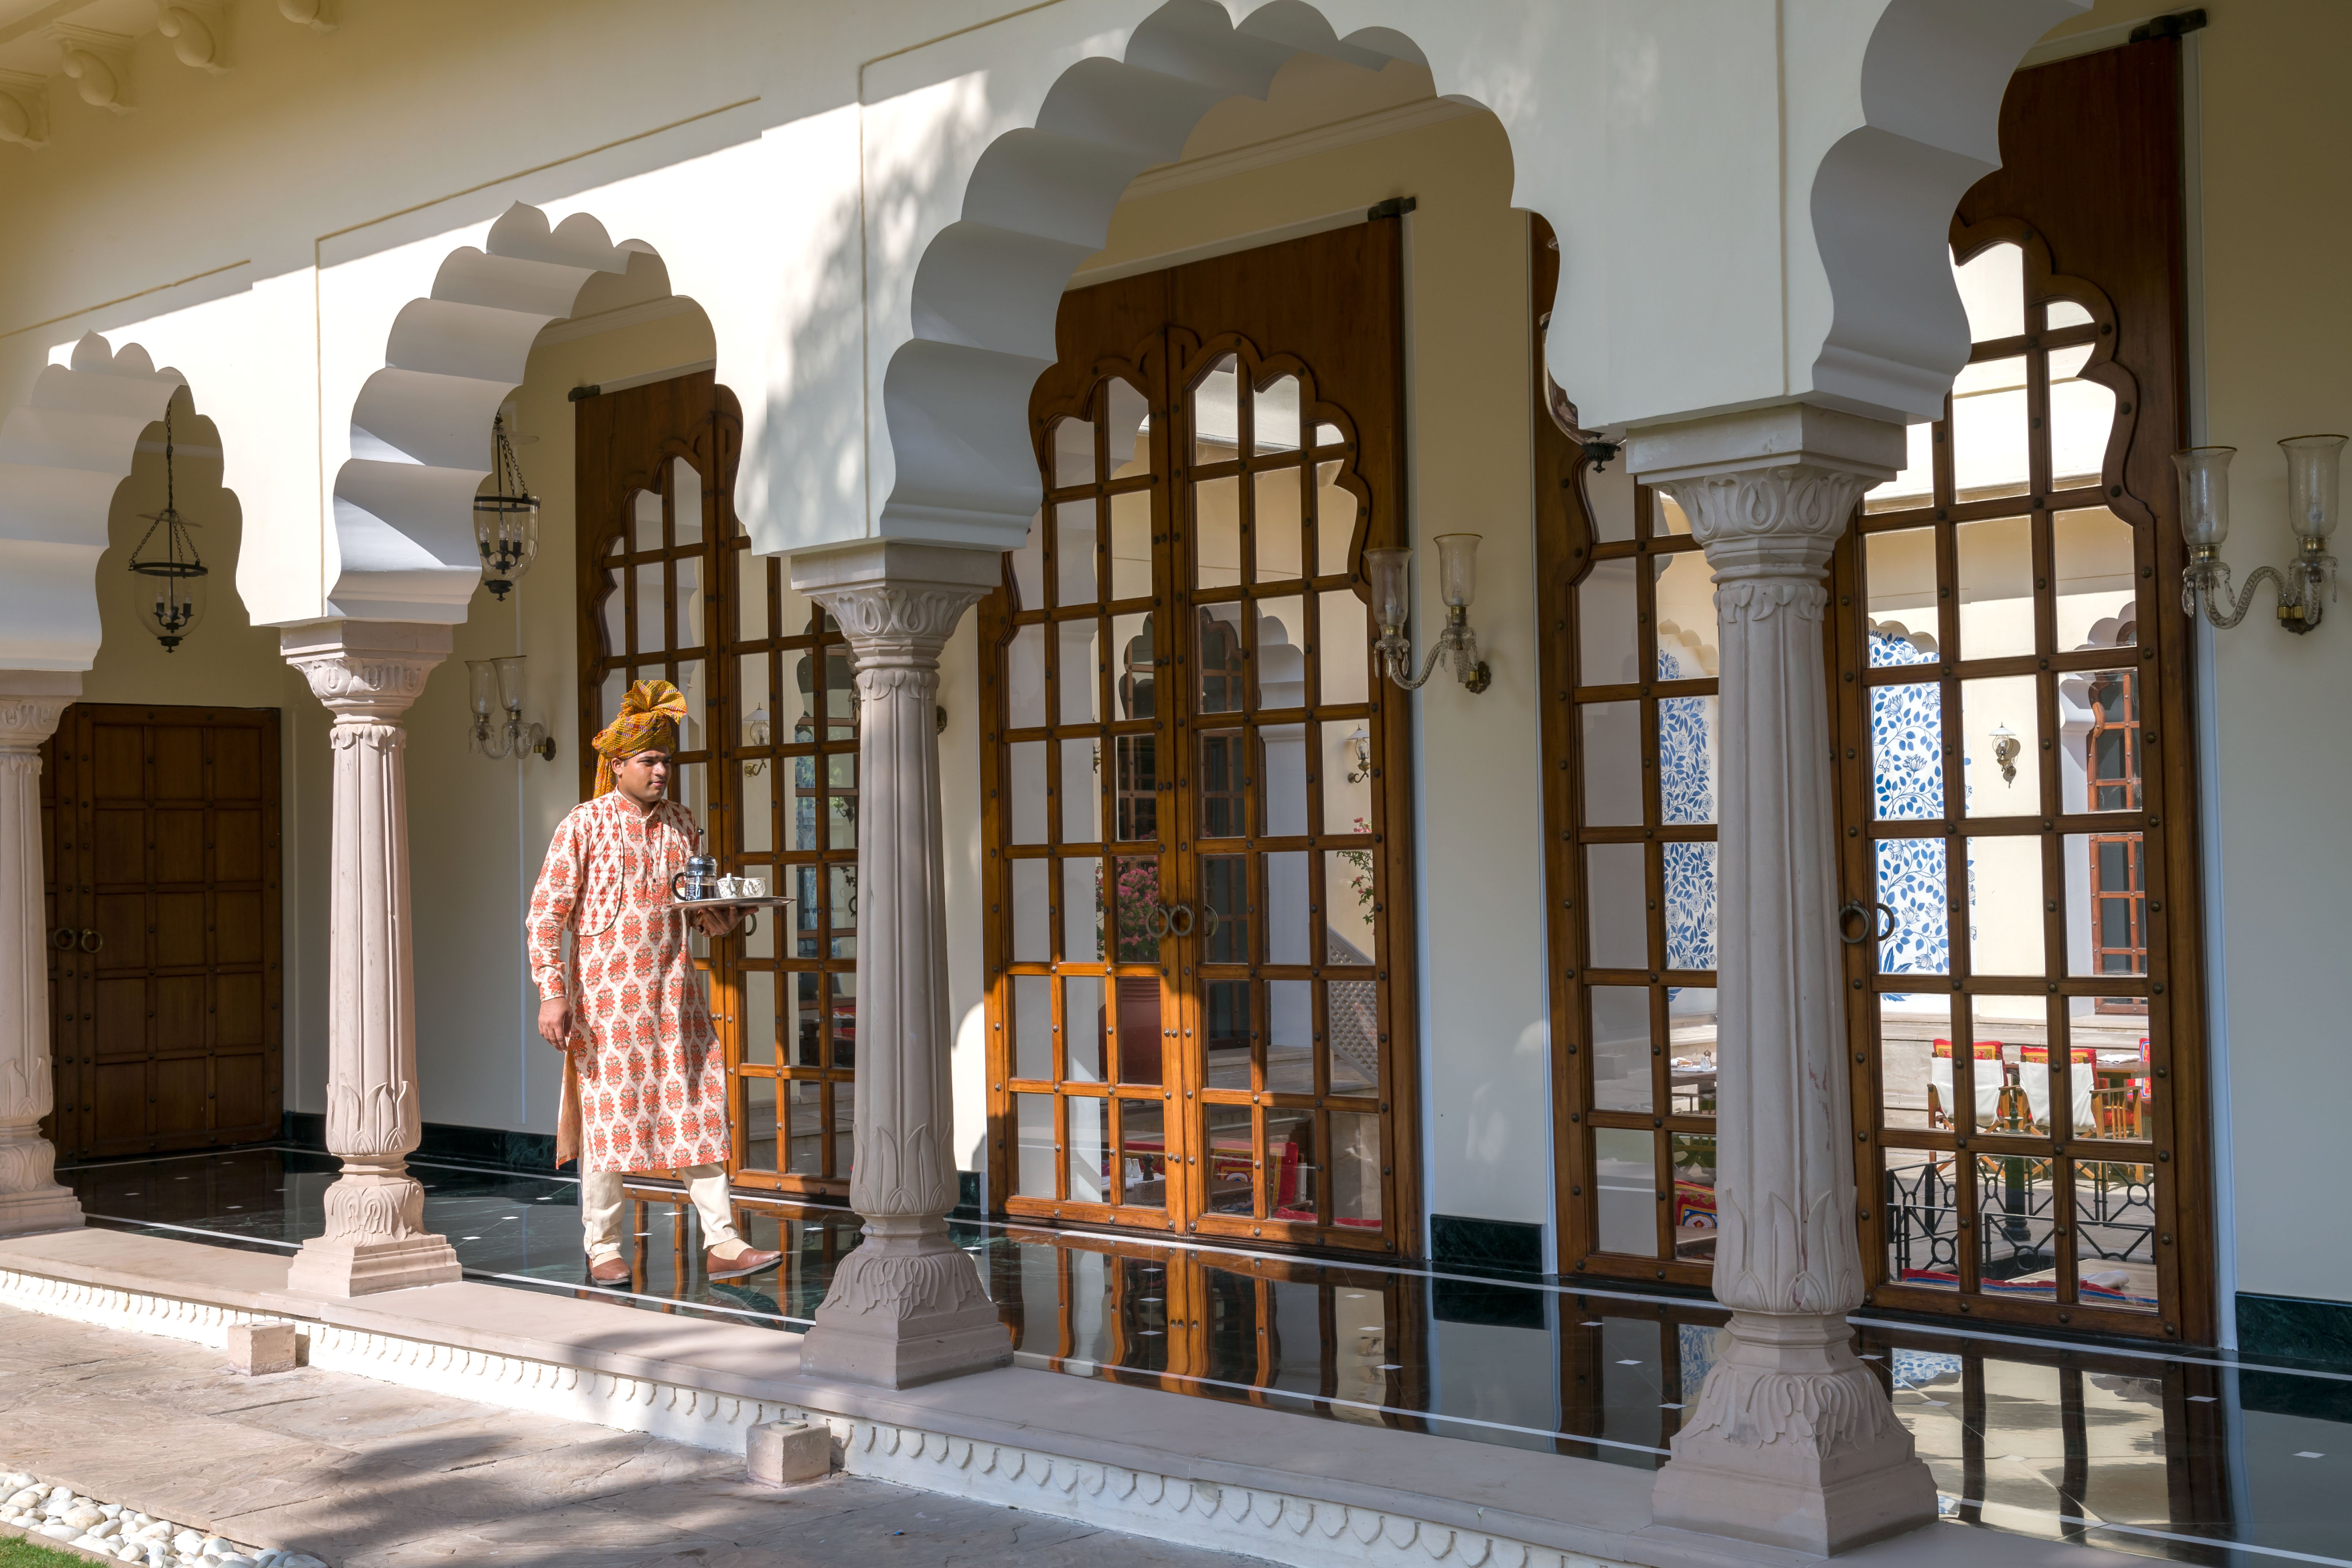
[790,541,1008,1388]
[281,623,463,1298]
[1629,408,1938,1553]
[0,672,84,1240]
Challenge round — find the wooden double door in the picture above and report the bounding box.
[981,220,1418,1256]
[41,705,283,1160]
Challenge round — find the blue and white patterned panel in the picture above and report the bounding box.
[1657,648,1717,975]
[1870,630,1949,984]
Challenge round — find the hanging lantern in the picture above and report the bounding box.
[128,404,207,653]
[474,412,539,601]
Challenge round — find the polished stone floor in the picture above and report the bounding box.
[0,1295,1267,1568]
[60,1144,2352,1568]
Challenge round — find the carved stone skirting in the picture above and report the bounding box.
[0,672,82,1240]
[1629,410,1936,1553]
[280,624,461,1298]
[0,1263,1639,1568]
[791,542,1010,1387]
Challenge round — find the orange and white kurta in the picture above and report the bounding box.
[527,790,730,1173]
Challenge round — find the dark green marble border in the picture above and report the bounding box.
[283,1112,557,1174]
[2237,1291,2352,1373]
[1430,1213,1545,1278]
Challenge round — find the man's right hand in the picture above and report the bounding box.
[537,997,579,1051]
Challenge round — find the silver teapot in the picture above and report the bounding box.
[670,855,720,903]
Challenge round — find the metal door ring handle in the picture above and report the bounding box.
[1837,902,1871,945]
[1148,907,1172,940]
[78,928,102,954]
[51,928,75,952]
[1167,905,1196,937]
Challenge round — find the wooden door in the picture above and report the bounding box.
[982,218,1418,1257]
[41,704,282,1160]
[575,372,859,1198]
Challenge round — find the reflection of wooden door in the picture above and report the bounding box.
[574,372,860,1197]
[982,219,1418,1256]
[40,705,282,1160]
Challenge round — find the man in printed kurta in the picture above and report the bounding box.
[529,680,782,1286]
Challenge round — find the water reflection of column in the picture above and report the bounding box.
[282,624,464,1298]
[792,541,1009,1388]
[1632,409,1938,1553]
[0,675,84,1239]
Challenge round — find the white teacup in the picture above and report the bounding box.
[716,875,746,899]
[738,876,767,899]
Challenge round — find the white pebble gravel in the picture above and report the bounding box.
[0,1465,327,1568]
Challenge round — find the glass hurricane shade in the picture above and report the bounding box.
[746,705,771,748]
[474,494,539,599]
[465,655,531,718]
[1433,533,1481,609]
[2173,446,2235,548]
[1364,547,1411,632]
[2281,434,2347,543]
[137,571,205,651]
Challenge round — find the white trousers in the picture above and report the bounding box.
[580,1165,742,1263]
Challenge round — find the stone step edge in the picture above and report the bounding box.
[0,1263,1640,1568]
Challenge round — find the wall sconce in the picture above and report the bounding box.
[2175,435,2345,634]
[466,655,556,760]
[1988,721,2020,786]
[474,413,540,602]
[742,704,770,775]
[1364,534,1490,694]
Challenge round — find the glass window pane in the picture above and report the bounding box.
[788,756,821,852]
[1326,978,1377,1094]
[1257,597,1306,710]
[2061,669,2141,814]
[1016,1094,1057,1198]
[1872,680,1943,819]
[1954,241,2024,341]
[1058,618,1099,725]
[1591,985,1652,1113]
[1113,736,1156,844]
[1007,625,1046,729]
[1881,994,1950,1132]
[1112,611,1157,721]
[1577,557,1640,685]
[743,1074,776,1170]
[1321,722,1371,839]
[2073,1160,2158,1310]
[1052,416,1095,488]
[2049,343,2117,490]
[1113,856,1160,963]
[1267,980,1313,1093]
[1102,379,1150,478]
[1595,1128,1657,1256]
[1323,849,1376,967]
[1061,737,1101,844]
[792,969,822,1065]
[1008,741,1047,844]
[1255,468,1304,582]
[1585,842,1647,971]
[1867,419,1935,514]
[742,969,776,1067]
[1587,462,1635,544]
[675,555,704,648]
[1196,604,1245,713]
[1652,551,1714,676]
[1194,475,1241,589]
[1671,1132,1717,1261]
[1968,835,2047,975]
[787,1079,824,1174]
[1206,1103,1254,1214]
[1952,354,2030,502]
[1315,463,1358,577]
[2047,299,2093,329]
[1193,353,1238,466]
[780,646,817,741]
[1056,499,1098,608]
[1269,1110,1316,1221]
[1976,1152,2056,1301]
[633,562,665,652]
[1069,1097,1109,1203]
[2053,509,2139,650]
[601,573,626,661]
[1118,1099,1168,1210]
[1261,722,1307,838]
[1865,529,1939,659]
[1011,857,1050,963]
[1885,1148,1960,1291]
[1265,850,1310,966]
[1962,675,2039,814]
[1956,515,2036,661]
[1316,590,1369,707]
[1204,978,1250,1090]
[828,967,856,1063]
[1062,856,1103,964]
[1012,511,1044,611]
[1254,373,1300,454]
[830,1080,855,1179]
[1667,987,1716,1114]
[1116,975,1162,1085]
[1662,841,1717,972]
[739,746,773,855]
[1331,1112,1381,1227]
[740,560,776,643]
[1013,974,1052,1081]
[1580,701,1642,827]
[2067,831,2147,982]
[1065,975,1105,1083]
[1877,836,1950,977]
[1201,855,1249,965]
[1198,728,1246,838]
[1110,490,1152,601]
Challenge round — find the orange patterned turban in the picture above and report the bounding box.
[591,679,687,797]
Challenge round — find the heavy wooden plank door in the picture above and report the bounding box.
[41,704,282,1160]
[982,217,1419,1258]
[575,371,859,1198]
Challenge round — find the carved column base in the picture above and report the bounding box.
[0,1125,81,1239]
[798,1217,1010,1389]
[1651,1312,1937,1554]
[283,1165,460,1298]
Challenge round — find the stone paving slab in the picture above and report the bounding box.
[0,1304,1273,1568]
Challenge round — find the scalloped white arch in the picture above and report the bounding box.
[326,201,675,624]
[846,0,2085,559]
[0,333,186,671]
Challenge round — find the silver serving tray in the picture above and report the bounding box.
[657,895,797,914]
